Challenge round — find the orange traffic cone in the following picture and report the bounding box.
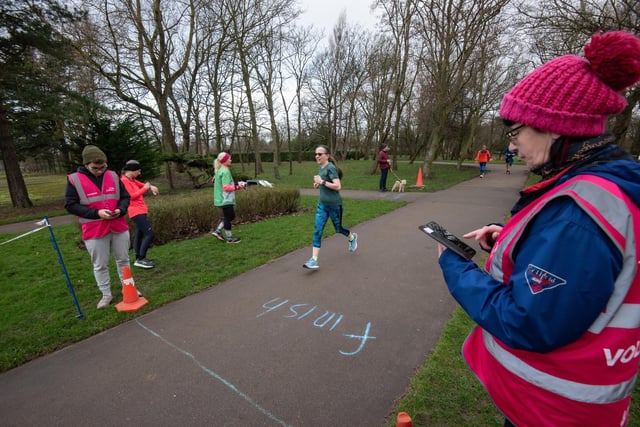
[396,411,413,427]
[414,168,424,187]
[115,265,148,312]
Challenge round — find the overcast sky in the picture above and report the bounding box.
[297,0,379,34]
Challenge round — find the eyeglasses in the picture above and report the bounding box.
[314,152,327,157]
[505,124,525,140]
[89,164,107,172]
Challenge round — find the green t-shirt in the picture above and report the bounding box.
[213,166,235,206]
[318,162,342,206]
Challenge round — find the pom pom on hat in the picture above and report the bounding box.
[585,31,640,91]
[82,145,107,164]
[123,160,141,171]
[499,31,640,137]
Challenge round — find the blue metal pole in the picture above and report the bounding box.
[44,216,85,319]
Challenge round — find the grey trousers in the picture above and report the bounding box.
[84,231,131,296]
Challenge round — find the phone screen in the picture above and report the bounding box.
[419,221,476,260]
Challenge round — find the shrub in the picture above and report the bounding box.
[141,187,300,245]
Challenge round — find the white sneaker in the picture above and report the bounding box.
[97,295,113,309]
[303,257,319,269]
[348,233,358,252]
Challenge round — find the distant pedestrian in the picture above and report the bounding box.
[121,160,159,269]
[503,148,515,174]
[377,143,391,192]
[475,145,491,177]
[211,152,245,243]
[303,145,358,269]
[64,145,131,309]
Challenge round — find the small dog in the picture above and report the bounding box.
[391,179,406,192]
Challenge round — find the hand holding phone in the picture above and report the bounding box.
[419,221,476,260]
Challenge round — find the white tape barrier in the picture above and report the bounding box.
[0,219,49,246]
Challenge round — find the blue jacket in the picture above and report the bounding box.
[439,144,640,352]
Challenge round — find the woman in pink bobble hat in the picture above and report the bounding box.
[433,31,640,426]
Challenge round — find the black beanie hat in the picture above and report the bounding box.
[123,160,141,171]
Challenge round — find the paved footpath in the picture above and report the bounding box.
[0,166,528,427]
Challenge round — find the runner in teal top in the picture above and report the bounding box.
[303,145,358,269]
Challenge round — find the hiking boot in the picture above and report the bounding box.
[303,257,319,269]
[97,295,113,309]
[226,237,241,244]
[211,230,225,241]
[134,258,154,269]
[348,233,358,252]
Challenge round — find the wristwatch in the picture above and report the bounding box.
[322,180,326,186]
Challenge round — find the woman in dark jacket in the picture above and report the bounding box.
[434,31,640,427]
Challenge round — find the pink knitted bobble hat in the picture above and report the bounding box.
[499,31,640,137]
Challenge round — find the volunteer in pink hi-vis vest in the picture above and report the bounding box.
[434,31,640,427]
[64,145,131,310]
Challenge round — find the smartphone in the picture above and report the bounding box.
[418,221,476,260]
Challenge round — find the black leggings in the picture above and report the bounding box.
[131,214,154,259]
[220,205,236,230]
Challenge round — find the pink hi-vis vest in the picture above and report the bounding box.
[68,171,128,240]
[464,175,640,427]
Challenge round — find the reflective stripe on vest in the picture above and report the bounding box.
[68,171,121,225]
[481,329,638,403]
[482,174,640,404]
[68,171,127,240]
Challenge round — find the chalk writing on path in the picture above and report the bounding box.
[257,297,376,356]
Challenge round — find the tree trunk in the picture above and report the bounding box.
[422,128,441,179]
[238,50,263,177]
[0,104,33,208]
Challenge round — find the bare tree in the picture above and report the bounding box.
[308,14,367,158]
[414,0,510,179]
[74,0,196,187]
[321,23,371,162]
[455,25,514,165]
[360,35,397,163]
[198,0,240,155]
[516,0,640,149]
[282,25,323,168]
[253,21,294,180]
[376,0,419,170]
[223,0,298,176]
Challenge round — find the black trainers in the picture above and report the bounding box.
[134,258,155,269]
[226,237,241,244]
